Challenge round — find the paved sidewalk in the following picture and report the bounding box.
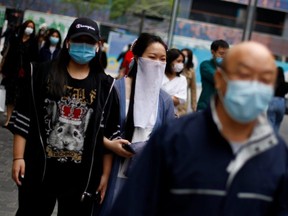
[0,113,17,216]
[0,113,57,216]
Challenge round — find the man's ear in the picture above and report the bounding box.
[211,50,215,57]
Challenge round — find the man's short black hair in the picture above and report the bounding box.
[211,39,229,51]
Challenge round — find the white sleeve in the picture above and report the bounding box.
[174,75,187,104]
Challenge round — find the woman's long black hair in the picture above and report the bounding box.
[16,19,36,40]
[48,36,104,99]
[42,28,62,50]
[165,48,184,77]
[125,33,167,141]
[181,48,194,70]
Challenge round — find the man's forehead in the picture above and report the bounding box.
[225,60,276,77]
[233,61,275,74]
[217,47,228,51]
[224,43,276,73]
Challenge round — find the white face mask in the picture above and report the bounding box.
[173,63,184,73]
[24,27,34,35]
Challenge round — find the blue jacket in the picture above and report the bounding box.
[99,77,175,216]
[110,107,288,216]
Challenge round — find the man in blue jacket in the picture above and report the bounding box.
[110,41,288,216]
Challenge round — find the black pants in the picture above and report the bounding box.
[15,164,94,216]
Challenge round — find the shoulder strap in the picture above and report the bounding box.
[114,78,126,132]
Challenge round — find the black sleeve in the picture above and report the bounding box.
[30,39,39,62]
[103,86,121,140]
[100,51,108,69]
[7,65,33,138]
[8,63,45,139]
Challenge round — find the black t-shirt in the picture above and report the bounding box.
[44,70,97,164]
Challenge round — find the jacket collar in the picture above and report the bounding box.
[210,97,278,189]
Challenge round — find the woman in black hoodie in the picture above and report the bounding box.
[1,19,38,127]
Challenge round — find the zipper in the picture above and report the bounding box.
[30,63,47,182]
[81,78,115,202]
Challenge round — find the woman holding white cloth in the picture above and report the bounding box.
[99,33,174,216]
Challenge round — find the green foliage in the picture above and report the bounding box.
[109,0,136,19]
[110,0,173,20]
[61,0,109,17]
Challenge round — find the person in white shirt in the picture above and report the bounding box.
[162,48,188,116]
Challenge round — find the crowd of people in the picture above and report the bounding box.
[1,16,288,216]
[0,20,63,127]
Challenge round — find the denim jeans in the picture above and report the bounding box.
[267,97,285,132]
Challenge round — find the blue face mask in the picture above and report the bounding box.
[219,74,274,123]
[69,42,96,64]
[215,57,223,66]
[49,36,59,45]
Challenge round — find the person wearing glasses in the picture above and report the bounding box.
[110,41,288,216]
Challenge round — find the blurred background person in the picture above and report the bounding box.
[1,19,38,127]
[197,39,229,111]
[267,66,288,132]
[179,48,197,114]
[0,23,17,56]
[117,44,134,79]
[162,48,187,117]
[116,44,131,68]
[0,23,18,74]
[36,22,48,49]
[39,28,62,62]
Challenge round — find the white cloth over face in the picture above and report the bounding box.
[133,57,166,128]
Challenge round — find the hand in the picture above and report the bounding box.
[104,138,134,158]
[12,158,25,186]
[96,175,109,204]
[172,96,180,106]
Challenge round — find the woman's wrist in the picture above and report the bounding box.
[13,158,24,162]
